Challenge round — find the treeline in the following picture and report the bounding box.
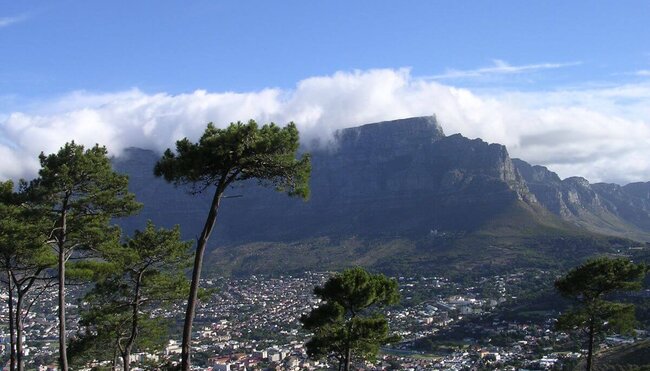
[0,120,311,371]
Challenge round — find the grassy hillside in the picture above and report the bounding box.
[205,201,637,277]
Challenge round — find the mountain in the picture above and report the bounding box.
[112,116,643,276]
[513,159,650,241]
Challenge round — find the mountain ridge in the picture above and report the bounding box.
[512,158,650,241]
[111,116,648,276]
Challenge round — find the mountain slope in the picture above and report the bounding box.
[513,159,650,241]
[112,116,642,276]
[113,116,542,243]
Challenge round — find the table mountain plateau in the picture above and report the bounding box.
[112,116,647,276]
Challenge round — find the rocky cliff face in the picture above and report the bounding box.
[593,182,650,232]
[512,159,650,241]
[112,115,650,252]
[113,116,540,245]
[110,116,650,276]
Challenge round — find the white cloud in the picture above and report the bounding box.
[1,68,650,184]
[425,60,581,80]
[636,69,650,76]
[0,14,27,28]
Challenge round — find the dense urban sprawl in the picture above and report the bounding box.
[1,269,647,370]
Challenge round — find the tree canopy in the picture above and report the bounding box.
[154,120,311,371]
[555,257,648,371]
[155,121,311,197]
[73,221,191,371]
[31,141,141,371]
[0,180,56,371]
[301,267,400,371]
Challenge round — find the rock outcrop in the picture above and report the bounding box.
[513,159,650,240]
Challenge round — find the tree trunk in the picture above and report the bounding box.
[123,272,143,371]
[344,347,351,371]
[122,352,130,371]
[7,271,16,371]
[58,246,68,371]
[57,203,69,371]
[112,339,119,371]
[181,185,223,371]
[15,291,24,371]
[13,271,42,371]
[344,315,355,371]
[586,319,595,371]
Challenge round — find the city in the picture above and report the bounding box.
[2,266,648,370]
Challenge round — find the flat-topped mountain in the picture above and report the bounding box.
[112,116,646,276]
[114,116,536,241]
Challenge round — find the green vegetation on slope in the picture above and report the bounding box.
[207,201,637,278]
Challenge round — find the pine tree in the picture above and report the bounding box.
[301,267,400,371]
[555,257,648,371]
[155,120,311,370]
[72,222,191,371]
[0,181,56,371]
[30,142,141,370]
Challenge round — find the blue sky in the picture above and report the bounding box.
[1,1,650,183]
[3,1,649,95]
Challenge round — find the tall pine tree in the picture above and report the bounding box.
[155,120,311,370]
[30,142,141,370]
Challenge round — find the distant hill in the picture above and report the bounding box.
[112,116,648,276]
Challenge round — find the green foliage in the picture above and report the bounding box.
[555,257,647,336]
[556,300,636,335]
[30,141,141,370]
[555,257,648,370]
[154,120,311,198]
[154,119,311,370]
[33,141,142,254]
[0,180,56,370]
[301,267,400,370]
[74,222,191,368]
[0,180,55,272]
[70,315,170,368]
[555,257,647,302]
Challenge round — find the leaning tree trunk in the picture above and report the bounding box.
[181,184,223,371]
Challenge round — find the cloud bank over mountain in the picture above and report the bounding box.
[1,68,650,184]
